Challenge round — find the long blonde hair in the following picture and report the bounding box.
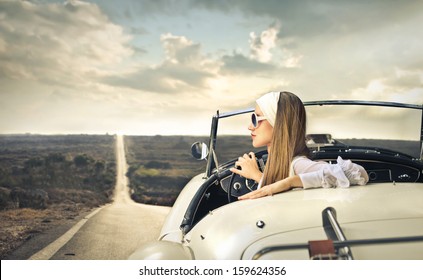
[261,92,309,186]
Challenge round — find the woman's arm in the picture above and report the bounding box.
[238,175,303,200]
[238,157,369,200]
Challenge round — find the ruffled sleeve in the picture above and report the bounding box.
[336,156,369,186]
[294,156,369,189]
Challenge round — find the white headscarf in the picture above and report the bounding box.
[256,91,280,127]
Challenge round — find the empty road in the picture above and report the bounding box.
[29,135,170,260]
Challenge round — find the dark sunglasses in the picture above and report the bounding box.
[251,113,267,128]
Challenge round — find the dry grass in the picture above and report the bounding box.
[0,203,93,259]
[0,187,107,259]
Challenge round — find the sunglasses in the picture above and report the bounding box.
[251,113,267,128]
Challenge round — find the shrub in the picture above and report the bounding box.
[45,153,66,164]
[0,187,11,210]
[144,160,172,169]
[73,154,92,167]
[10,188,49,209]
[24,158,44,168]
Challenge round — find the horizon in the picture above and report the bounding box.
[1,132,421,142]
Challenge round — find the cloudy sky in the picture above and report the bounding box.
[0,0,422,139]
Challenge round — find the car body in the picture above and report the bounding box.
[129,100,423,260]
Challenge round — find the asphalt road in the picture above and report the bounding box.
[27,135,171,260]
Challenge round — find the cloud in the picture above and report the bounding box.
[220,52,281,77]
[185,0,423,101]
[220,22,300,77]
[351,74,423,104]
[103,33,217,93]
[85,0,423,100]
[1,0,422,136]
[191,0,423,36]
[0,0,133,89]
[249,23,279,63]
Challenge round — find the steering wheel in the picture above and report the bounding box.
[220,150,267,203]
[227,156,264,203]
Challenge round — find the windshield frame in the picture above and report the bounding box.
[204,100,423,178]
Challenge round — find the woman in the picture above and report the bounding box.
[230,91,369,200]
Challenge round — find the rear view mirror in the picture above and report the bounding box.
[191,142,209,160]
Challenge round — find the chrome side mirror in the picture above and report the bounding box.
[191,142,209,160]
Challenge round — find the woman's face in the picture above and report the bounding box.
[249,105,273,148]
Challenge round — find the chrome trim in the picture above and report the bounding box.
[251,235,423,260]
[303,100,422,110]
[322,207,353,259]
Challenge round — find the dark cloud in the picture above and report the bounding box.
[103,63,214,94]
[190,0,423,37]
[91,0,193,20]
[220,53,278,75]
[102,32,218,94]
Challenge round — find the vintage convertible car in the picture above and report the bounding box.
[129,100,423,260]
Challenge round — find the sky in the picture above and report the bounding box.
[0,0,422,139]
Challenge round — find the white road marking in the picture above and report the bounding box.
[28,206,104,260]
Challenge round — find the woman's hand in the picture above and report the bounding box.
[229,152,262,183]
[238,175,303,200]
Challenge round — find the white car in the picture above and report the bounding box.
[130,100,423,260]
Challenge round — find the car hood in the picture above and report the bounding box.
[184,182,423,259]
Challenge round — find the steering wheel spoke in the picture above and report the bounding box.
[218,151,266,203]
[227,173,259,202]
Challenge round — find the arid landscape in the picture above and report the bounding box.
[0,135,117,258]
[124,135,259,206]
[0,134,255,259]
[0,134,419,259]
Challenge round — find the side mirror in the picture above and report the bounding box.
[191,142,209,160]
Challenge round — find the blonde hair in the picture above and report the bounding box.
[261,91,309,186]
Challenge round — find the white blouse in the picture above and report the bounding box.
[290,156,369,189]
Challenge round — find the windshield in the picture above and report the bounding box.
[307,105,421,158]
[214,102,422,161]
